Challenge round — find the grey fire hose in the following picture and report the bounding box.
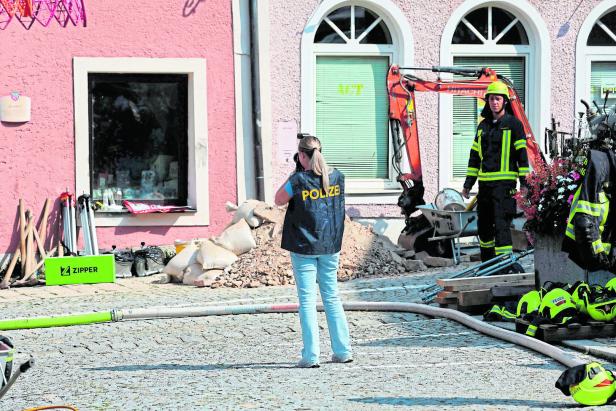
[0,301,584,369]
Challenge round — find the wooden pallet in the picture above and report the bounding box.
[434,273,535,309]
[515,318,616,342]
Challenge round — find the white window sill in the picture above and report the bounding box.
[88,209,207,227]
[345,188,402,204]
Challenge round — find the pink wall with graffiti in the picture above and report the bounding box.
[0,0,236,254]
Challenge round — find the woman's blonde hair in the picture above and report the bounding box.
[299,135,330,191]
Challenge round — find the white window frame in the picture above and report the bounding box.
[439,0,550,192]
[575,1,616,117]
[73,57,209,227]
[301,0,414,204]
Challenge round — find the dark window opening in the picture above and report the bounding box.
[491,8,514,39]
[497,21,529,44]
[315,20,345,43]
[453,23,482,44]
[356,7,392,44]
[588,10,616,46]
[359,21,392,44]
[315,5,391,44]
[452,6,528,45]
[317,6,351,43]
[88,73,189,207]
[465,8,488,40]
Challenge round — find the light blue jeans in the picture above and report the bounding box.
[290,252,351,364]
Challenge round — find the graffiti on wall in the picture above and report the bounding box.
[183,0,204,17]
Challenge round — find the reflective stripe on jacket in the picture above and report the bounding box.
[563,150,613,259]
[464,113,529,189]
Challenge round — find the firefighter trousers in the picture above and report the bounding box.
[477,181,517,262]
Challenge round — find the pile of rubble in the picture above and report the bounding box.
[163,200,452,288]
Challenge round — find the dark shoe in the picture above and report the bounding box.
[331,354,353,364]
[296,359,320,368]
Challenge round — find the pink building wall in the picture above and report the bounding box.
[0,0,236,253]
[268,0,603,218]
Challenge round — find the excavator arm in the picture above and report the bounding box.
[387,64,545,222]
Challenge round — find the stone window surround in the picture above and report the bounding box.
[73,57,209,227]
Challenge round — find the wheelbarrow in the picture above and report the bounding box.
[0,335,33,401]
[416,204,478,264]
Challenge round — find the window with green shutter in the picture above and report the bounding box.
[451,56,526,180]
[315,56,390,179]
[449,6,530,181]
[591,61,616,108]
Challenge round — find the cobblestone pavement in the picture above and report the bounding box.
[0,258,606,410]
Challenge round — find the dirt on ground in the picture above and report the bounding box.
[210,208,410,289]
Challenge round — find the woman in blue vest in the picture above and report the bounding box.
[275,135,352,368]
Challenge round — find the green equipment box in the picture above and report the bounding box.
[44,255,116,286]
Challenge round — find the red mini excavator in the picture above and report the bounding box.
[387,64,545,232]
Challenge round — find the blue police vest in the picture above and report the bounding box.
[281,169,345,255]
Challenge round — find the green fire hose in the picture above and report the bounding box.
[0,301,584,369]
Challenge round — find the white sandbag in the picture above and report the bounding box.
[163,243,199,279]
[182,263,206,285]
[194,269,223,288]
[197,240,239,269]
[225,201,239,212]
[231,199,262,228]
[253,203,285,224]
[213,219,257,255]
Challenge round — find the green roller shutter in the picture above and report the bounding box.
[316,56,389,179]
[452,56,526,179]
[591,61,616,109]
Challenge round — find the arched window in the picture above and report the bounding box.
[587,9,616,46]
[309,5,394,183]
[453,6,528,45]
[449,6,529,181]
[315,5,392,44]
[302,0,413,199]
[576,4,616,117]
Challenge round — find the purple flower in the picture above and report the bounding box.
[571,171,581,181]
[567,194,574,204]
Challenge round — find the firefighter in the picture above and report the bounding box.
[562,148,616,272]
[461,81,530,262]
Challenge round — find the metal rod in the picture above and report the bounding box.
[422,250,534,302]
[0,359,34,400]
[420,252,514,294]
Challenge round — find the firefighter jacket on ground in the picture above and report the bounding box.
[562,149,616,272]
[463,109,530,261]
[281,169,345,255]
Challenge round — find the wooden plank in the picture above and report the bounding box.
[490,284,535,297]
[438,273,534,288]
[435,295,458,304]
[436,290,458,299]
[515,319,616,342]
[457,289,493,306]
[444,279,534,292]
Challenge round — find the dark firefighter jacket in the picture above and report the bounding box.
[463,107,530,189]
[281,169,345,255]
[562,149,616,271]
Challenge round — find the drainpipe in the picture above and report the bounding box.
[249,0,265,201]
